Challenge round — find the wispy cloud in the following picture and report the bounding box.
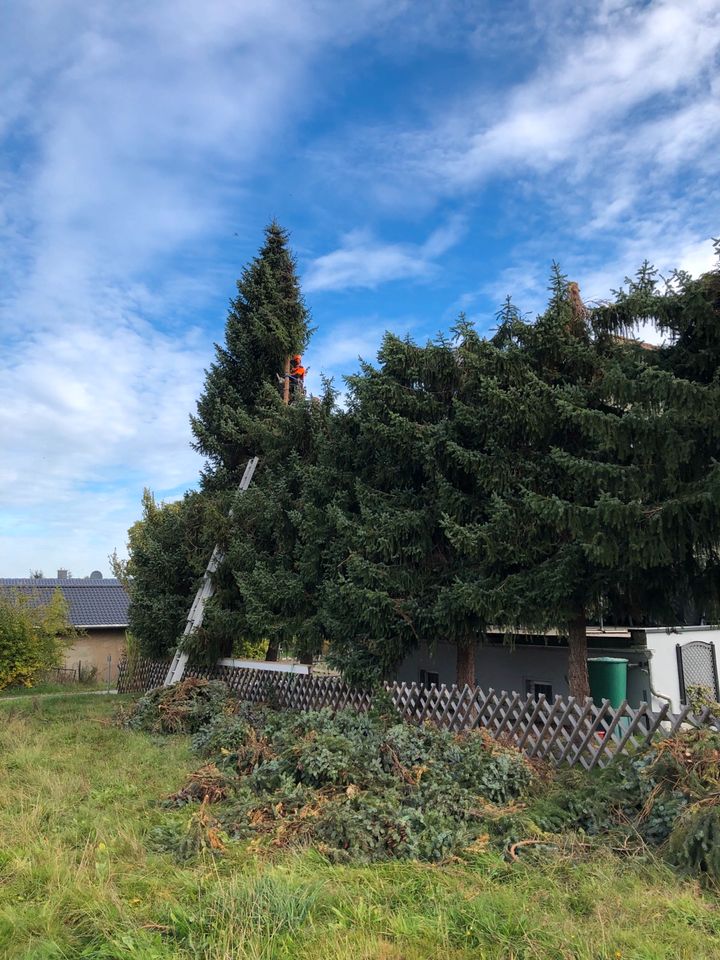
[0,0,418,575]
[3,0,719,577]
[385,0,720,193]
[304,217,465,292]
[328,0,720,298]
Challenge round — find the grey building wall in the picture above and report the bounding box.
[396,639,650,705]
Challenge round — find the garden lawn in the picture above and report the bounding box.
[0,681,109,699]
[1,696,719,960]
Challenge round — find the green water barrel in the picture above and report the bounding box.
[588,657,628,708]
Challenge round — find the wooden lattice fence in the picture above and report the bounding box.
[116,657,720,769]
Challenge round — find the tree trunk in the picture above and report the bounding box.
[567,610,590,700]
[299,650,314,666]
[265,638,280,662]
[456,641,476,688]
[282,356,291,406]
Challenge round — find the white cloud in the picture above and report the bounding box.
[325,0,720,290]
[411,0,720,189]
[0,314,207,509]
[0,0,417,575]
[304,217,465,292]
[2,0,719,576]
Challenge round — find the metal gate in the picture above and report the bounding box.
[676,640,720,703]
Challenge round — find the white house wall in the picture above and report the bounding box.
[645,627,720,712]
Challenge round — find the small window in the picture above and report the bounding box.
[525,680,553,700]
[420,670,440,688]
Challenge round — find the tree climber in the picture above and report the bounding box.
[290,354,307,397]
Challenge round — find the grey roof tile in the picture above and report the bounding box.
[0,578,129,627]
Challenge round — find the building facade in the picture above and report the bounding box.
[395,625,720,711]
[0,575,129,682]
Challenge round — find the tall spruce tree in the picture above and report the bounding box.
[191,220,310,485]
[446,276,626,698]
[591,252,720,623]
[183,221,314,661]
[320,329,492,686]
[120,222,313,663]
[443,263,720,698]
[216,382,340,664]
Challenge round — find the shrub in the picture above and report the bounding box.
[0,588,77,689]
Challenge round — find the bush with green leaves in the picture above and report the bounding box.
[0,588,77,689]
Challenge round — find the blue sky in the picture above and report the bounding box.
[1,0,719,577]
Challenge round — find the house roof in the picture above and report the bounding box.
[0,578,129,628]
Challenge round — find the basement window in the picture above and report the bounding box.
[419,670,440,688]
[525,680,553,700]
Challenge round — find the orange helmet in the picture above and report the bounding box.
[293,354,302,362]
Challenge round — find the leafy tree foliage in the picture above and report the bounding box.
[121,489,212,658]
[0,588,77,688]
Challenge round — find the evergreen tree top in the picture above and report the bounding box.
[191,221,310,480]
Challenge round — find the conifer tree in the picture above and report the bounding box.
[591,250,720,623]
[184,221,314,661]
[444,275,622,698]
[125,223,313,663]
[217,382,340,664]
[444,262,720,699]
[121,490,213,658]
[191,220,310,485]
[320,329,491,686]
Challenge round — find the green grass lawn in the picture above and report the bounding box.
[0,680,109,698]
[1,696,719,960]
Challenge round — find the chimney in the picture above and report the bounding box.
[57,569,69,579]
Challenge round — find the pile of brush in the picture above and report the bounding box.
[127,681,720,882]
[123,677,235,734]
[134,687,534,863]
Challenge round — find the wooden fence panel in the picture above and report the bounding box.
[116,657,720,767]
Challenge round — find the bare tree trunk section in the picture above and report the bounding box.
[265,638,280,662]
[456,641,476,688]
[282,356,291,406]
[567,610,590,700]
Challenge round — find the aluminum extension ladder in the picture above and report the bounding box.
[164,456,259,686]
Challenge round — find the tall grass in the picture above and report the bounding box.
[1,695,719,959]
